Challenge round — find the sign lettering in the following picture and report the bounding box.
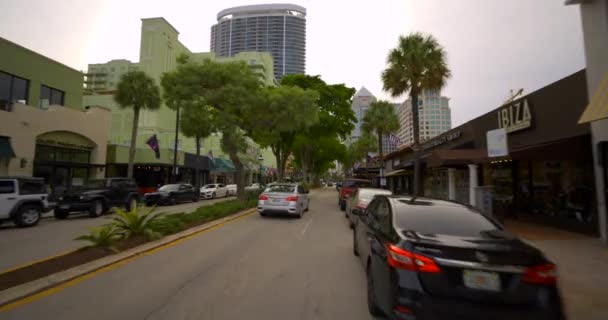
[497,99,532,133]
[422,130,463,151]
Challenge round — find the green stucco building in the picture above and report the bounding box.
[83,17,277,190]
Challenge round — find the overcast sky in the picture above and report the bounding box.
[0,0,585,126]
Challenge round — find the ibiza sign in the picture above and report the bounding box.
[497,99,532,133]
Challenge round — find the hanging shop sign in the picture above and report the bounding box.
[422,130,463,151]
[497,99,532,133]
[487,128,508,157]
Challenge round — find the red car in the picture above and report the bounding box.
[338,178,372,211]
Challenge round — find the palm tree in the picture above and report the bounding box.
[381,33,451,196]
[115,71,162,179]
[361,100,399,185]
[179,99,215,189]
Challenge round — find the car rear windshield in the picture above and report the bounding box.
[343,180,371,188]
[202,184,216,188]
[83,180,106,189]
[393,202,499,237]
[265,185,295,193]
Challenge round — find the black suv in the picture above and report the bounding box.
[54,178,139,219]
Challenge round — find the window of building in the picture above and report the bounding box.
[110,67,115,72]
[40,85,65,108]
[1,71,29,111]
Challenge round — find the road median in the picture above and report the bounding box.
[0,203,257,309]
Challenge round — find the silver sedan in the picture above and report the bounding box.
[257,183,310,218]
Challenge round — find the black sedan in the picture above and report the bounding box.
[353,195,564,320]
[143,184,199,206]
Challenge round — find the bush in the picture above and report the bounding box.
[244,189,261,201]
[111,206,164,240]
[74,225,121,251]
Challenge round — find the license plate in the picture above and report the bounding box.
[271,199,282,204]
[463,270,500,291]
[59,205,70,210]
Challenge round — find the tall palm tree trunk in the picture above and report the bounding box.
[127,107,140,179]
[412,93,422,196]
[377,131,384,188]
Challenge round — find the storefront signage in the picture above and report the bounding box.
[36,138,94,151]
[422,130,462,151]
[497,99,532,133]
[487,128,508,157]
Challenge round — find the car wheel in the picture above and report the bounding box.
[296,208,303,219]
[225,191,229,198]
[367,263,383,316]
[54,209,69,219]
[88,200,104,218]
[353,230,359,256]
[14,205,41,227]
[340,201,346,211]
[305,201,310,212]
[212,192,216,199]
[170,197,177,206]
[259,212,266,217]
[192,196,199,202]
[126,197,137,211]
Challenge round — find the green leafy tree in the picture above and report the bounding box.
[159,57,264,200]
[114,71,162,178]
[361,100,399,183]
[249,86,319,181]
[280,75,356,183]
[381,33,451,195]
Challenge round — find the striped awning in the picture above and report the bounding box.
[579,73,608,124]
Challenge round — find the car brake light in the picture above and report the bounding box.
[286,195,299,201]
[259,195,269,200]
[386,243,440,273]
[522,264,557,285]
[394,305,412,314]
[355,203,367,210]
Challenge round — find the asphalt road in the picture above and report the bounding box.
[1,188,375,320]
[0,197,235,272]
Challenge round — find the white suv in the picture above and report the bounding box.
[0,177,51,227]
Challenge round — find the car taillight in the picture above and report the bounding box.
[355,203,367,210]
[385,243,440,273]
[522,263,557,285]
[259,195,269,200]
[286,195,299,201]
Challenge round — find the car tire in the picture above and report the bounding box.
[54,210,69,219]
[259,212,266,217]
[340,201,346,211]
[125,197,137,212]
[13,205,41,227]
[353,230,359,256]
[192,196,199,202]
[212,192,216,199]
[225,191,229,198]
[170,197,177,206]
[296,208,303,219]
[88,200,104,218]
[367,263,383,317]
[305,201,310,212]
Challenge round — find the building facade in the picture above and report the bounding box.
[397,89,452,146]
[0,37,111,190]
[84,18,277,191]
[350,87,375,141]
[385,70,595,236]
[210,4,306,81]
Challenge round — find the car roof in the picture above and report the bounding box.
[382,195,472,210]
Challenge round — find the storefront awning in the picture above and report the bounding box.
[0,136,16,158]
[385,169,408,177]
[212,158,236,172]
[579,73,608,124]
[428,149,488,168]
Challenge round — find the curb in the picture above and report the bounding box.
[0,207,257,308]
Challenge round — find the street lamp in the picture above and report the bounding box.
[258,155,264,185]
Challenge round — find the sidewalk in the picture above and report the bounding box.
[505,220,608,320]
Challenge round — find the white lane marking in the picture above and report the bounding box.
[301,217,313,235]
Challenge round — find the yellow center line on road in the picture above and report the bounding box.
[0,209,257,313]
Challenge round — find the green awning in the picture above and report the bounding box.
[0,137,16,158]
[212,158,236,172]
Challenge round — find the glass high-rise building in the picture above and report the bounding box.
[210,4,306,81]
[397,89,452,147]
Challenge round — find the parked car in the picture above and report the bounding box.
[245,183,263,191]
[338,178,371,211]
[257,183,310,218]
[0,177,51,227]
[200,183,228,199]
[54,178,139,219]
[326,181,334,187]
[143,184,198,206]
[226,184,237,196]
[345,187,392,228]
[353,195,565,320]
